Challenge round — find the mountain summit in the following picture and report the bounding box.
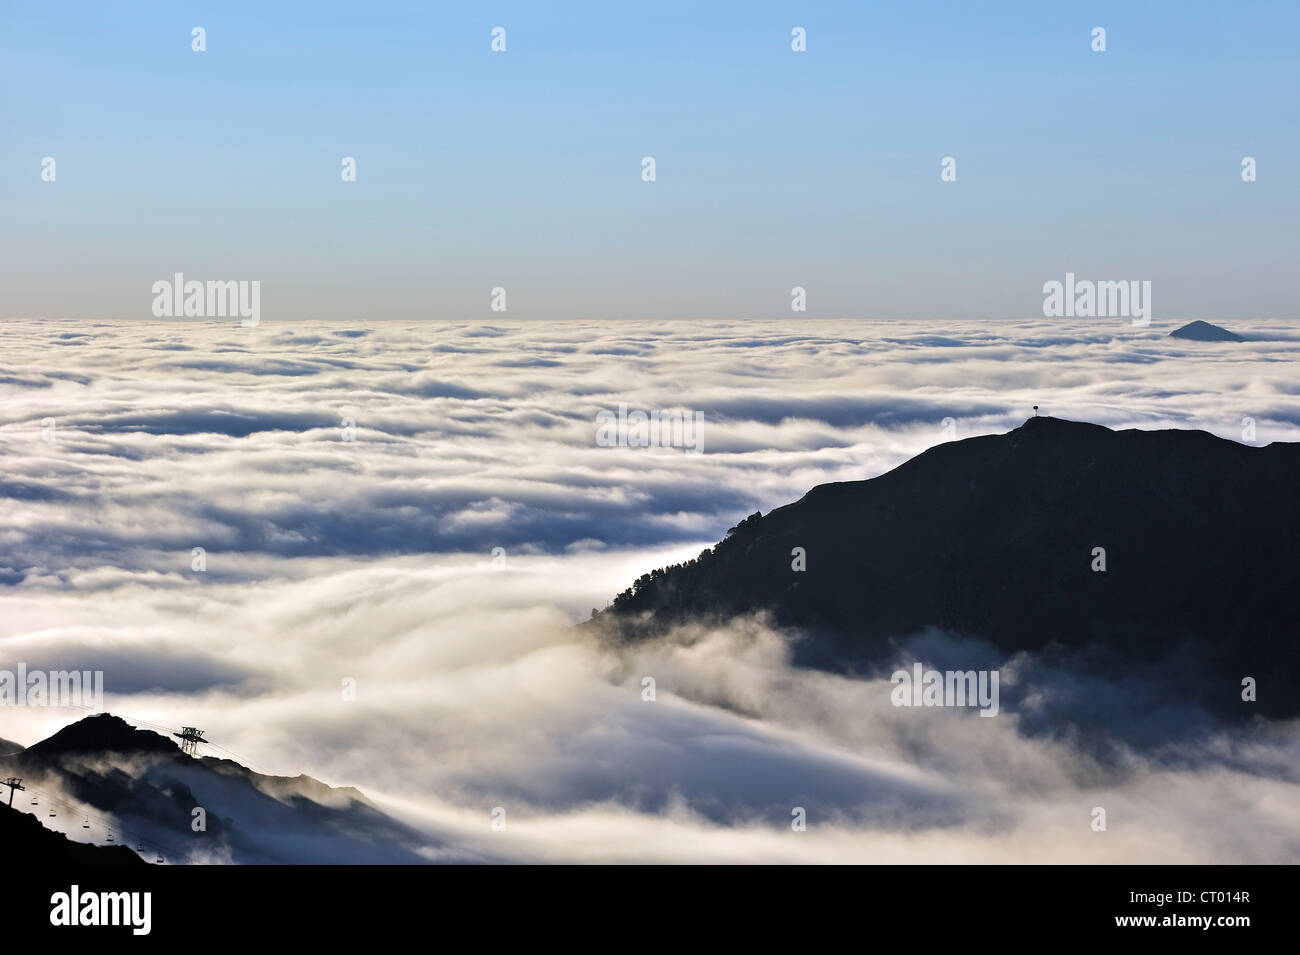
[597,417,1299,716]
[1169,320,1244,341]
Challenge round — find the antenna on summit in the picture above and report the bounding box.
[173,727,208,757]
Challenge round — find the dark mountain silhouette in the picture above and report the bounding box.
[25,715,177,760]
[1170,320,1244,341]
[595,417,1299,718]
[2,714,447,864]
[0,801,146,866]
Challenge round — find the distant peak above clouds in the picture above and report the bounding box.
[1169,320,1245,342]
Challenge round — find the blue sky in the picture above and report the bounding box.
[2,0,1297,321]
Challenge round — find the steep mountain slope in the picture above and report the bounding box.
[0,801,146,865]
[597,417,1300,716]
[2,714,443,864]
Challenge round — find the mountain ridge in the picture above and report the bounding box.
[2,714,444,864]
[0,801,147,866]
[595,417,1299,717]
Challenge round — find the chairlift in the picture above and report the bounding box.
[82,817,90,829]
[30,796,37,805]
[48,809,56,817]
[106,831,114,843]
[136,841,144,852]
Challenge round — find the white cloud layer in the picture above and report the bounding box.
[1,317,1297,862]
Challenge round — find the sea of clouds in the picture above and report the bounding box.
[1,316,1298,862]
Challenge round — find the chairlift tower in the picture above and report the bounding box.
[3,777,23,806]
[173,727,208,756]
